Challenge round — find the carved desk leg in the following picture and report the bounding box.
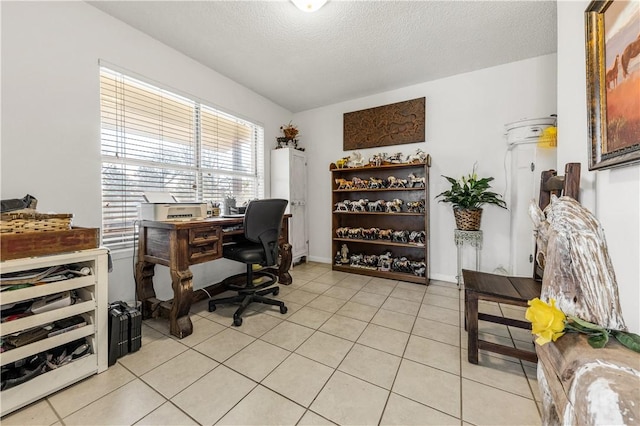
[278,243,293,285]
[169,267,194,339]
[135,260,157,319]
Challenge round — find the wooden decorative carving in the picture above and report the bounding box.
[530,196,626,330]
[343,97,425,150]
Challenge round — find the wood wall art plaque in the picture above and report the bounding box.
[343,97,425,150]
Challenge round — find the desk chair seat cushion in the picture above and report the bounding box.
[223,242,270,266]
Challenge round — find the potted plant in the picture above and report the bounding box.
[280,122,299,140]
[435,166,507,230]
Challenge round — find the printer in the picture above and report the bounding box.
[139,192,207,221]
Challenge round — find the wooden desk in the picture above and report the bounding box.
[135,216,292,338]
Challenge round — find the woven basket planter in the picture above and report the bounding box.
[453,208,482,231]
[0,210,72,234]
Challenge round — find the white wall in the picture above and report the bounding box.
[1,1,292,302]
[294,55,557,283]
[557,1,639,334]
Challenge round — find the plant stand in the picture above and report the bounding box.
[454,229,482,286]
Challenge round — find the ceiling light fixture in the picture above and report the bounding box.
[291,0,327,13]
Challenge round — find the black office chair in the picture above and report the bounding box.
[208,199,289,326]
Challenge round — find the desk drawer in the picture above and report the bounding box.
[189,226,221,246]
[189,240,221,262]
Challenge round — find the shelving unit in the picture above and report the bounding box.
[0,248,108,417]
[331,159,430,285]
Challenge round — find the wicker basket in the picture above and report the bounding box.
[453,208,482,231]
[0,210,73,234]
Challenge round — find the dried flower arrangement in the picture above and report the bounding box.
[280,122,299,140]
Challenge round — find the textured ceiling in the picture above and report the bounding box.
[88,1,557,113]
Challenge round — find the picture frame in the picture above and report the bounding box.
[585,0,640,170]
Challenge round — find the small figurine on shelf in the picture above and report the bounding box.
[406,149,427,164]
[352,177,368,189]
[368,177,384,189]
[363,254,379,268]
[369,152,386,166]
[350,253,364,267]
[387,176,408,188]
[336,157,350,169]
[335,178,353,190]
[392,230,409,243]
[378,251,392,271]
[388,152,403,163]
[348,151,365,168]
[334,251,342,265]
[407,199,425,213]
[407,173,426,188]
[392,257,412,273]
[379,229,393,240]
[411,260,426,276]
[335,200,351,211]
[351,199,369,212]
[386,198,403,213]
[409,230,426,244]
[340,244,349,264]
[336,227,350,238]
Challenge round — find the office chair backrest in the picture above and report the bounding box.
[243,199,288,266]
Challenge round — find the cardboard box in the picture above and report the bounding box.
[1,227,99,260]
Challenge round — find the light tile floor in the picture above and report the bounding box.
[2,262,542,425]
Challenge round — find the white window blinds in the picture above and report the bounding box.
[100,67,264,250]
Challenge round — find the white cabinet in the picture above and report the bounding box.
[271,148,308,263]
[0,248,109,416]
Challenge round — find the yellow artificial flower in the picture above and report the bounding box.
[525,298,566,345]
[525,298,640,352]
[537,126,557,148]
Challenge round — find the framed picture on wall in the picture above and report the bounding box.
[585,0,640,170]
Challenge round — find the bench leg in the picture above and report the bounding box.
[466,290,479,364]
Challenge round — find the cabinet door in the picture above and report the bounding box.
[290,204,307,260]
[290,150,307,260]
[291,150,307,204]
[509,144,556,276]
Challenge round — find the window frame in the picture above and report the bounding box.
[99,66,265,251]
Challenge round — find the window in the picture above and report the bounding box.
[100,67,264,250]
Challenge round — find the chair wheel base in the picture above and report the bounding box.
[273,287,280,296]
[280,305,288,314]
[208,303,217,312]
[233,317,243,326]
